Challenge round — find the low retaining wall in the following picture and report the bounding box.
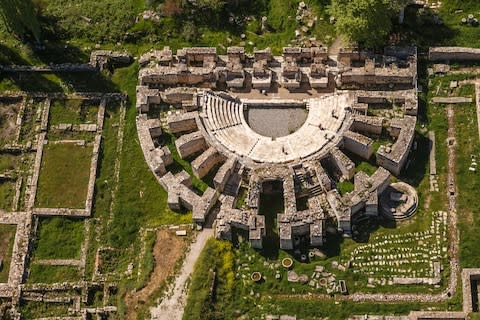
[429,47,480,61]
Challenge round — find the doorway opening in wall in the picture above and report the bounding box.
[471,279,480,312]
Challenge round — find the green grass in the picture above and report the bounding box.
[163,131,208,194]
[438,0,480,48]
[18,301,70,318]
[235,187,248,209]
[83,64,191,292]
[49,99,99,125]
[0,181,15,211]
[451,94,480,268]
[0,154,19,173]
[33,217,84,260]
[18,100,40,144]
[0,224,16,283]
[35,143,92,208]
[337,180,354,195]
[422,72,480,268]
[27,265,81,283]
[183,239,455,320]
[83,99,121,280]
[108,65,192,248]
[393,0,480,49]
[183,239,235,320]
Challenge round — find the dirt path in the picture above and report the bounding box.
[150,228,214,320]
[328,36,347,57]
[125,229,186,320]
[0,101,21,143]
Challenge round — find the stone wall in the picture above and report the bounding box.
[136,114,173,177]
[167,112,198,134]
[429,47,480,61]
[330,147,355,180]
[136,86,161,112]
[461,268,480,312]
[343,130,373,159]
[159,171,218,224]
[352,115,384,136]
[191,147,224,178]
[376,116,416,176]
[213,158,237,192]
[89,50,132,70]
[160,87,198,105]
[175,131,206,159]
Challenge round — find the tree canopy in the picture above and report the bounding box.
[328,0,406,48]
[0,0,41,42]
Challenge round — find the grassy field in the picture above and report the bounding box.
[0,154,19,173]
[394,0,480,49]
[0,181,15,211]
[0,224,16,283]
[107,64,192,251]
[18,301,70,318]
[76,64,193,317]
[183,239,455,320]
[35,143,92,208]
[448,84,480,268]
[27,264,81,283]
[33,217,84,260]
[49,99,99,125]
[183,239,235,320]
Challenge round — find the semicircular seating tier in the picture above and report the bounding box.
[198,92,355,164]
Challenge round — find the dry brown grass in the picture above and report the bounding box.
[124,229,187,320]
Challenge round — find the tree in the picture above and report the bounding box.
[328,0,405,48]
[194,0,226,11]
[0,0,41,42]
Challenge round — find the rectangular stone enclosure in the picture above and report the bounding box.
[35,143,93,208]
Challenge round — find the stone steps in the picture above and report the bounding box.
[204,93,243,132]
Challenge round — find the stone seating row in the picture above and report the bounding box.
[203,93,242,131]
[308,98,345,133]
[213,125,259,156]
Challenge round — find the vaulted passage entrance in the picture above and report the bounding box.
[259,180,284,259]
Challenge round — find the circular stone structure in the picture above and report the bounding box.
[282,257,294,269]
[198,92,354,165]
[251,271,262,282]
[380,182,418,220]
